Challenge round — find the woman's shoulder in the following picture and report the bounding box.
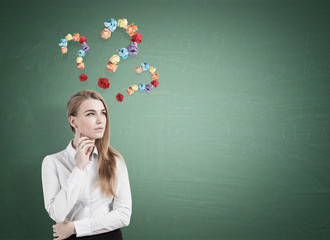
[112,150,128,170]
[42,148,68,167]
[110,147,124,162]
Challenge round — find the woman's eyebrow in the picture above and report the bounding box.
[84,109,106,113]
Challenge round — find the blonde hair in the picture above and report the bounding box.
[67,89,122,197]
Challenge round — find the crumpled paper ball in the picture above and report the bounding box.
[135,66,142,73]
[101,28,111,39]
[81,42,89,51]
[77,62,85,69]
[116,93,124,102]
[76,57,83,63]
[110,54,120,64]
[145,84,153,92]
[73,33,80,41]
[79,36,87,44]
[127,87,134,95]
[151,80,159,88]
[104,18,117,32]
[65,33,73,42]
[132,85,139,91]
[138,83,145,91]
[126,24,138,36]
[98,77,110,89]
[151,73,159,81]
[131,33,142,44]
[149,66,156,74]
[118,19,128,28]
[59,39,67,47]
[141,62,150,71]
[117,48,130,59]
[106,62,118,73]
[126,42,138,56]
[79,74,88,81]
[61,47,68,54]
[65,34,73,41]
[77,50,86,57]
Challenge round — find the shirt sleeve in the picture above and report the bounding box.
[73,158,132,237]
[41,156,86,223]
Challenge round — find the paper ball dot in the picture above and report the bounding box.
[61,47,68,54]
[135,67,142,74]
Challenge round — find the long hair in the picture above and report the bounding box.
[67,89,122,198]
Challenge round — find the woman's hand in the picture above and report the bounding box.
[73,129,95,170]
[52,221,76,240]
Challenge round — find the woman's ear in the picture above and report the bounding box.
[69,116,78,129]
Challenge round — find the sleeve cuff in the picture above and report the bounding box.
[66,167,86,185]
[73,218,92,237]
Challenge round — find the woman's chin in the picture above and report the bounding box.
[91,133,104,139]
[81,131,104,140]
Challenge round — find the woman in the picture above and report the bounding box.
[41,90,131,240]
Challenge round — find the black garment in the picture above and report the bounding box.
[66,229,123,240]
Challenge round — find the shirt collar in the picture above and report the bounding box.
[66,140,99,162]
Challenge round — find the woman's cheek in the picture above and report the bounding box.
[80,119,93,135]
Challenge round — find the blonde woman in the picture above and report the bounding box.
[41,90,131,240]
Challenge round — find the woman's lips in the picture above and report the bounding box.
[94,127,104,131]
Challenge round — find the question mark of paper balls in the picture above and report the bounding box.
[59,33,89,69]
[58,18,159,103]
[102,18,142,74]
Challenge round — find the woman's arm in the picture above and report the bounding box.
[73,158,132,237]
[41,156,86,222]
[42,135,94,223]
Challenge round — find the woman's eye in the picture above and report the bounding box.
[102,112,107,115]
[87,113,94,116]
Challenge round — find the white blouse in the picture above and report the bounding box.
[41,141,132,237]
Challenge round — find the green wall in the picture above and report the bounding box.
[1,0,330,239]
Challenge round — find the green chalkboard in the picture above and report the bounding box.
[1,0,330,239]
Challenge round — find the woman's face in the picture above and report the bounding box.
[70,99,107,139]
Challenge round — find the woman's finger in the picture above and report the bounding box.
[86,146,94,155]
[81,144,95,155]
[79,141,95,149]
[77,137,94,145]
[79,141,95,151]
[76,137,92,146]
[81,142,95,149]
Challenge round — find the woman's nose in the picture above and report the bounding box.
[96,114,103,124]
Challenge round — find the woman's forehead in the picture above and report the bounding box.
[79,99,105,111]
